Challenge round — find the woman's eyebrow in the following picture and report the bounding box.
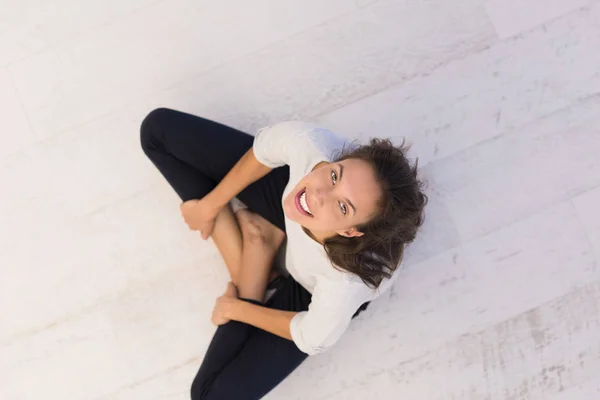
[337,163,356,216]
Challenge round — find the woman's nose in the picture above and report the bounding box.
[313,187,330,207]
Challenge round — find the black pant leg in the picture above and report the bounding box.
[140,108,253,201]
[140,108,289,231]
[190,278,312,400]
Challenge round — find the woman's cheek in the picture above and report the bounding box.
[317,214,330,228]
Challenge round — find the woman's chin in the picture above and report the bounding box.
[285,210,307,227]
[282,202,298,222]
[286,213,302,225]
[283,210,293,221]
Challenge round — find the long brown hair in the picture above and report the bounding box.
[323,138,427,288]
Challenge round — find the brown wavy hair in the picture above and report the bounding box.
[323,138,427,288]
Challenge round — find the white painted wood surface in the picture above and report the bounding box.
[1,0,599,399]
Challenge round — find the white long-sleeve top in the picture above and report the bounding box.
[253,121,398,355]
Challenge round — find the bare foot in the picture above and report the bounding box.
[235,209,286,252]
[234,209,286,301]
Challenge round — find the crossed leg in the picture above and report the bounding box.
[211,204,285,302]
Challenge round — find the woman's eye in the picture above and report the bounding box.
[339,202,347,215]
[331,170,338,185]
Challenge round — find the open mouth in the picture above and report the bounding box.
[295,188,313,217]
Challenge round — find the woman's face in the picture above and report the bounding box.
[283,158,382,237]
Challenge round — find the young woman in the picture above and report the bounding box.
[140,108,427,399]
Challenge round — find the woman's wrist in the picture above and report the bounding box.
[203,191,227,213]
[228,298,247,321]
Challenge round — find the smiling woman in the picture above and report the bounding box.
[140,111,427,399]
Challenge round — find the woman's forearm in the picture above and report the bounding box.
[206,148,272,208]
[231,300,297,341]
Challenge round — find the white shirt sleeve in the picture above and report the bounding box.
[253,121,347,170]
[289,278,369,355]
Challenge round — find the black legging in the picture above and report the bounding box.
[140,108,312,399]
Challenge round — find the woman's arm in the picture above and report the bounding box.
[213,279,367,355]
[213,288,297,341]
[232,301,297,340]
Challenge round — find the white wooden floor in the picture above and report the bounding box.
[1,1,600,399]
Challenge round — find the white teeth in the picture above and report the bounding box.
[299,191,312,215]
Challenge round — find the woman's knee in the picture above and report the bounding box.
[190,374,207,400]
[190,375,231,400]
[139,107,173,151]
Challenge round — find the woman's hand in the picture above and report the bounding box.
[180,197,221,239]
[212,282,240,325]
